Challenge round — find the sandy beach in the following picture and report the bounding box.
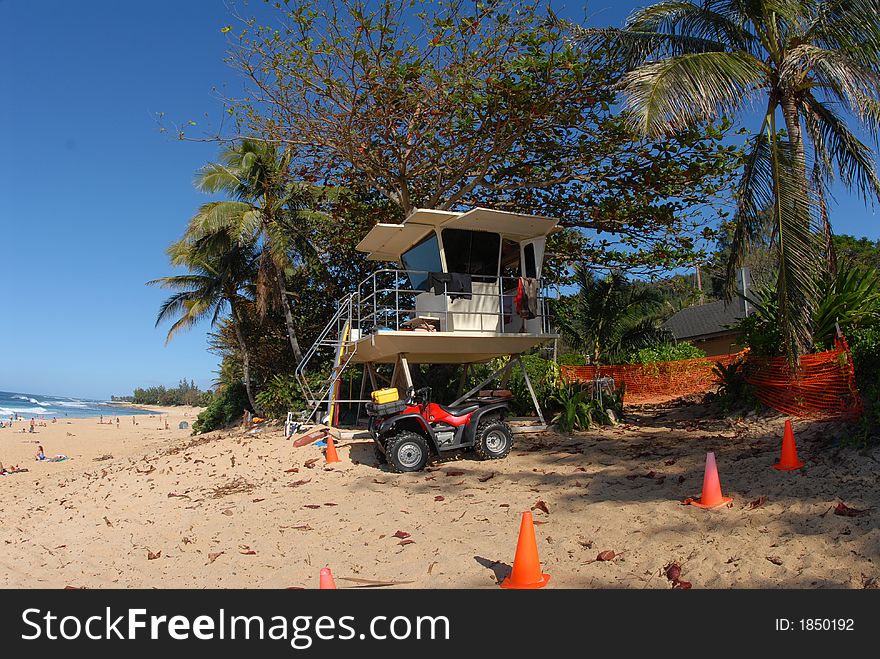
[1,401,877,589]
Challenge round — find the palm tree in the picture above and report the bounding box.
[557,265,672,364]
[185,139,323,365]
[573,0,880,362]
[148,231,261,412]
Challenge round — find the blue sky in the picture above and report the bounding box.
[1,0,877,400]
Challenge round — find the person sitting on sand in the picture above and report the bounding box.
[35,445,46,461]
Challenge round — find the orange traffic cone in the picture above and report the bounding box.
[691,451,732,509]
[319,567,337,589]
[500,511,550,589]
[325,435,340,463]
[773,420,804,471]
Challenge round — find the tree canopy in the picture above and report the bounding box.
[211,0,740,274]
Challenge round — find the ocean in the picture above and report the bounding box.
[0,390,156,420]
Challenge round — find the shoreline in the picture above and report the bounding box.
[0,405,203,477]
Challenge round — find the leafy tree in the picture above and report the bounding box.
[555,265,673,364]
[575,0,880,361]
[214,0,740,274]
[125,381,212,407]
[833,234,880,272]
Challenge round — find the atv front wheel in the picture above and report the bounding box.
[384,431,431,473]
[473,417,513,460]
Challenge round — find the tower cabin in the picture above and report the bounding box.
[294,207,560,426]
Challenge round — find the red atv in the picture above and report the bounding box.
[367,387,514,473]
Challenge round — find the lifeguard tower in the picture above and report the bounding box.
[294,207,560,428]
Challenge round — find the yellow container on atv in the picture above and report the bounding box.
[371,388,400,404]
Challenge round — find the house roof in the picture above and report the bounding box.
[662,298,747,340]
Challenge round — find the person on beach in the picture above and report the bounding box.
[35,445,45,461]
[99,415,103,424]
[116,417,120,427]
[29,418,35,433]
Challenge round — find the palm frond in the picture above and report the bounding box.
[186,201,254,241]
[800,94,880,203]
[162,298,216,344]
[626,0,759,52]
[194,163,242,194]
[782,44,880,117]
[725,127,774,297]
[619,50,766,136]
[768,132,822,360]
[570,25,727,65]
[806,0,880,67]
[147,274,215,291]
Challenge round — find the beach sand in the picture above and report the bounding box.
[1,401,877,589]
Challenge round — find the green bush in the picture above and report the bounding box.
[623,342,706,364]
[557,353,587,366]
[711,359,760,414]
[255,374,304,418]
[497,354,560,416]
[192,382,251,434]
[734,265,880,357]
[550,381,594,431]
[848,327,880,446]
[548,380,624,432]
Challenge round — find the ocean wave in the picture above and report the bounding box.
[49,401,90,408]
[12,395,42,405]
[0,406,50,416]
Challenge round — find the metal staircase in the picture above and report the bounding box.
[293,292,360,424]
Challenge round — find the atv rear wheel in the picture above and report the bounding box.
[384,431,430,473]
[473,417,513,460]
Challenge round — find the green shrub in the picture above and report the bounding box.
[548,380,624,432]
[848,327,880,446]
[550,381,594,431]
[623,342,706,364]
[734,265,880,356]
[498,354,561,416]
[711,359,760,414]
[192,382,251,434]
[557,353,587,366]
[255,374,304,419]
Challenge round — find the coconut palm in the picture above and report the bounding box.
[148,231,261,412]
[572,0,880,362]
[184,139,324,365]
[557,265,673,364]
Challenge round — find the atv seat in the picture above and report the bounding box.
[437,404,480,417]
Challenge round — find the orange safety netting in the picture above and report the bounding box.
[559,334,863,420]
[560,353,741,405]
[740,334,863,421]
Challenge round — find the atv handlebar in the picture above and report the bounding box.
[407,386,431,408]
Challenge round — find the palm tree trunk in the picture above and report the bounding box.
[276,270,305,364]
[781,94,808,182]
[230,302,260,414]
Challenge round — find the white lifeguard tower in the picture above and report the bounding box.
[294,207,560,427]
